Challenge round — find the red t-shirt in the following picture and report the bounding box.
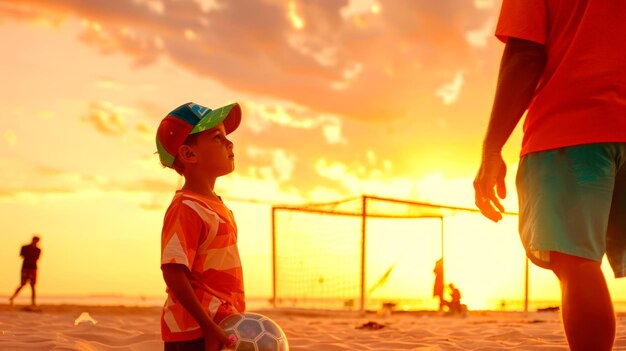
[160,190,246,342]
[496,0,626,155]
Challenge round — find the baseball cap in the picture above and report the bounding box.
[156,102,241,168]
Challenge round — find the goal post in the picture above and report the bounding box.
[271,195,459,313]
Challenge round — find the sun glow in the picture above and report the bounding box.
[371,3,381,14]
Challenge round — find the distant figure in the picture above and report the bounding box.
[432,258,444,311]
[9,235,42,306]
[446,283,462,315]
[473,0,626,349]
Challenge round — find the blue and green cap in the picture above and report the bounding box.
[156,102,241,168]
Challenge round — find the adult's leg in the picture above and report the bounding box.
[551,251,615,351]
[9,284,25,305]
[9,273,28,305]
[30,282,36,306]
[435,294,444,311]
[606,144,626,278]
[518,145,619,349]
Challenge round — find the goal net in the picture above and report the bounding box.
[271,195,472,312]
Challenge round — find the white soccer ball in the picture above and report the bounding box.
[219,312,289,351]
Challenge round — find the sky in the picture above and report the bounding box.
[1,0,625,310]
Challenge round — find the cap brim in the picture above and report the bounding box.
[190,103,241,135]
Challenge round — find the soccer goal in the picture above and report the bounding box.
[271,195,492,313]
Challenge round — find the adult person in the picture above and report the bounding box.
[473,1,626,350]
[432,258,445,311]
[9,235,42,306]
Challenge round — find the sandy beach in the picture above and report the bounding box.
[2,304,626,350]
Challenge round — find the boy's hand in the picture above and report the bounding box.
[203,326,236,351]
[222,334,237,350]
[162,265,237,350]
[474,151,507,222]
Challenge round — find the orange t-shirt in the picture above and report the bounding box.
[160,190,246,342]
[496,0,626,155]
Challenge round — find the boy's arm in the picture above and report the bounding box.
[162,264,234,348]
[474,37,546,222]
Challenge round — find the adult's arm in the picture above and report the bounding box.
[474,37,546,222]
[161,264,234,350]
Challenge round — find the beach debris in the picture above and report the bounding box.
[379,302,397,317]
[356,321,385,330]
[343,299,355,310]
[74,312,98,326]
[537,306,559,313]
[525,319,548,324]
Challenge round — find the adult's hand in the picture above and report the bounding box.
[473,38,545,223]
[473,151,507,222]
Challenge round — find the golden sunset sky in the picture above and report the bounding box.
[1,0,624,310]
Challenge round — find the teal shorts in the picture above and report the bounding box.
[516,143,626,277]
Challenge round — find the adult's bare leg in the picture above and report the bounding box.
[551,251,615,351]
[30,282,37,306]
[9,284,25,306]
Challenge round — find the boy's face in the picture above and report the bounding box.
[188,123,235,177]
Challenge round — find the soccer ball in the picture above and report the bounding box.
[219,312,289,351]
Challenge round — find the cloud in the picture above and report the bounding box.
[313,156,411,198]
[0,0,508,208]
[340,0,380,18]
[243,101,346,144]
[0,161,78,200]
[136,121,154,141]
[465,18,495,48]
[322,121,346,144]
[474,0,496,9]
[0,0,499,123]
[101,178,174,193]
[82,101,127,135]
[139,198,166,211]
[435,71,464,105]
[216,172,304,204]
[95,77,126,90]
[249,103,320,131]
[0,1,64,25]
[272,148,295,182]
[311,157,497,209]
[244,146,296,183]
[227,98,486,201]
[0,156,178,201]
[0,185,75,200]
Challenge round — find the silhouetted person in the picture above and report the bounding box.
[447,283,462,315]
[432,258,444,311]
[10,235,42,306]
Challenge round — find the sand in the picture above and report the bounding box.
[2,304,626,350]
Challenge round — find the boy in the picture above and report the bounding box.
[156,102,244,351]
